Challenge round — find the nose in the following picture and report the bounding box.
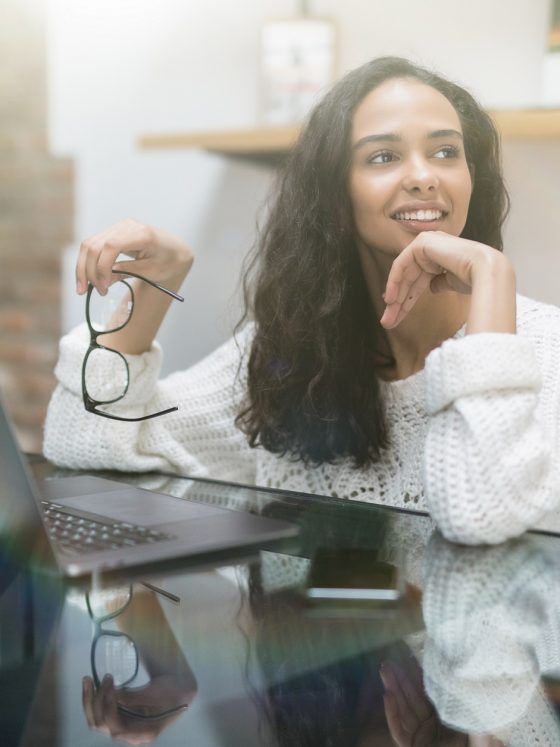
[402,155,439,193]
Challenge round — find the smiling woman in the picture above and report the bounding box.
[44,56,560,545]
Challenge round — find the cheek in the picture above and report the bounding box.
[450,168,473,222]
[460,165,473,206]
[349,174,387,228]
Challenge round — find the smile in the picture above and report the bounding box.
[391,209,446,221]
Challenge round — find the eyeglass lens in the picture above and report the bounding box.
[83,348,129,404]
[94,633,139,688]
[88,281,133,333]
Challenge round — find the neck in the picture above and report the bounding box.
[358,243,470,380]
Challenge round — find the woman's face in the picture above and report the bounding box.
[348,77,473,257]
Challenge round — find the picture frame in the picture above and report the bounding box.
[259,17,337,127]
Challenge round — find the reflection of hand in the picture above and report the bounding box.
[381,657,467,747]
[82,674,191,745]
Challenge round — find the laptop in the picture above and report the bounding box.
[0,395,298,579]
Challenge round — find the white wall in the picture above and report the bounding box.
[46,0,555,376]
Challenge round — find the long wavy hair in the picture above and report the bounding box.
[236,56,510,468]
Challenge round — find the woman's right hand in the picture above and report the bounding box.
[76,218,194,296]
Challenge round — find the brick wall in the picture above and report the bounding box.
[0,0,74,451]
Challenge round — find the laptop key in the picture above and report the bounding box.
[41,499,175,554]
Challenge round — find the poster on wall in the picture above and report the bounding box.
[259,18,337,127]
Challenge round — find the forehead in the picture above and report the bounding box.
[351,77,463,140]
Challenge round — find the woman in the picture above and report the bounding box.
[44,56,560,544]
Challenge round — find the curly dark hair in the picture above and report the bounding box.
[236,56,510,468]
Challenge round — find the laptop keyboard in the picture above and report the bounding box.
[41,500,173,555]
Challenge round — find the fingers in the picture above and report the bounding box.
[77,236,125,297]
[82,676,96,729]
[383,689,409,747]
[380,662,418,736]
[76,219,152,296]
[82,675,112,735]
[381,232,462,328]
[380,270,433,328]
[101,675,125,734]
[390,660,433,722]
[76,219,194,299]
[82,675,122,733]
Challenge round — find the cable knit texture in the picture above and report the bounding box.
[422,532,560,744]
[43,294,560,543]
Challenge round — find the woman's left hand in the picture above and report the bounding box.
[380,231,513,330]
[381,658,468,747]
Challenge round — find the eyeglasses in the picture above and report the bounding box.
[86,582,188,722]
[82,270,184,422]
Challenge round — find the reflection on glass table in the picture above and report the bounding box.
[81,582,197,744]
[422,532,560,746]
[21,458,560,746]
[245,548,477,746]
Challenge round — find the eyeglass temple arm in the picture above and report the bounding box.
[85,403,179,422]
[111,269,184,302]
[140,582,180,604]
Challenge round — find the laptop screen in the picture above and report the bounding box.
[0,396,58,576]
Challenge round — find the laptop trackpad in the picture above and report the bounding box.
[57,488,226,527]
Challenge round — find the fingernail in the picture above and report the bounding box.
[102,674,113,686]
[76,280,83,295]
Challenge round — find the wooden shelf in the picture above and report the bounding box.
[139,109,560,162]
[490,108,560,138]
[139,126,300,165]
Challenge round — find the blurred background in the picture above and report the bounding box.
[2,0,560,451]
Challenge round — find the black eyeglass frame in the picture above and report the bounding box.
[81,270,184,422]
[86,582,187,722]
[87,584,138,689]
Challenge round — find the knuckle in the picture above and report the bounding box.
[140,223,155,244]
[79,239,93,254]
[102,240,118,255]
[83,241,101,259]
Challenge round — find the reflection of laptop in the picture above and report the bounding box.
[0,395,297,579]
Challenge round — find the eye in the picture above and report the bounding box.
[433,145,460,159]
[367,150,398,164]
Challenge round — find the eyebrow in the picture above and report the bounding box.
[353,129,463,151]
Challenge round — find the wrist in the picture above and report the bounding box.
[470,248,512,279]
[153,228,194,288]
[467,252,516,335]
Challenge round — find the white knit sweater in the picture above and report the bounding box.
[422,532,560,744]
[43,293,560,544]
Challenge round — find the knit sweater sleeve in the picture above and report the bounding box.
[422,532,560,743]
[423,304,560,544]
[43,323,257,483]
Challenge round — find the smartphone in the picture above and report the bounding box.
[304,548,403,603]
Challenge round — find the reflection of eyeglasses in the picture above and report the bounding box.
[86,582,189,722]
[82,270,184,422]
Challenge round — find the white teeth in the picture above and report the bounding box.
[394,209,443,221]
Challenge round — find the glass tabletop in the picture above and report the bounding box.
[4,457,560,746]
